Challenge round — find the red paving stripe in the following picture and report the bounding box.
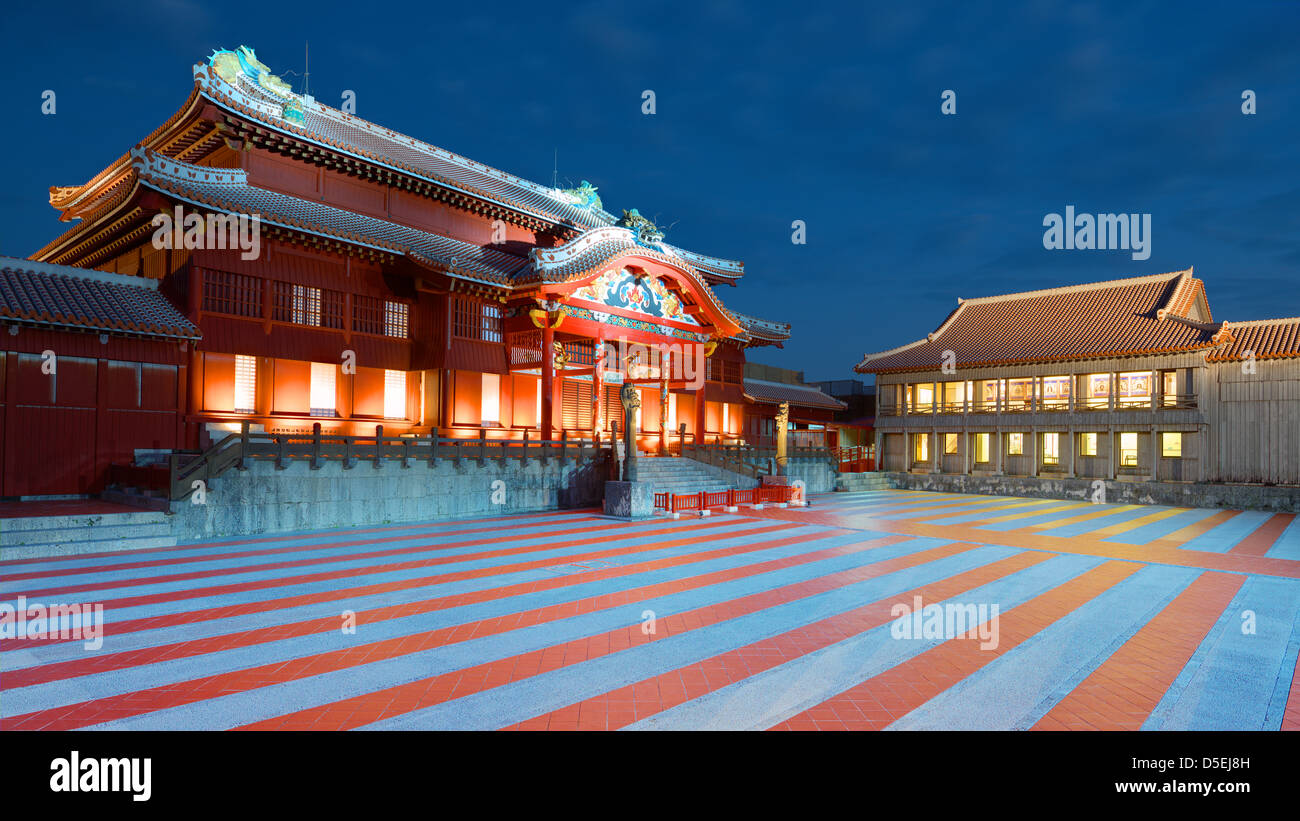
[742,505,1300,580]
[4,522,817,687]
[1,517,765,649]
[0,516,610,582]
[10,517,727,600]
[1283,647,1300,731]
[3,527,905,730]
[231,539,978,731]
[769,560,1142,730]
[1032,571,1244,730]
[1228,513,1297,557]
[5,521,802,650]
[0,508,602,570]
[509,550,1051,731]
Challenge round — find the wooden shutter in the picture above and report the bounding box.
[561,380,592,430]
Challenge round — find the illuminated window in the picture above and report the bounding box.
[384,301,409,339]
[668,393,677,430]
[1162,371,1178,406]
[913,384,934,413]
[535,378,542,430]
[1007,432,1024,455]
[914,434,929,462]
[722,402,730,433]
[979,379,1003,409]
[944,433,958,454]
[1117,371,1153,407]
[974,433,990,463]
[234,355,257,414]
[1120,432,1139,466]
[1041,376,1070,408]
[310,362,336,417]
[480,304,502,343]
[1005,379,1034,410]
[292,285,321,326]
[481,373,500,425]
[942,382,965,410]
[1042,432,1060,465]
[383,370,406,419]
[1161,432,1183,458]
[452,297,501,342]
[1084,373,1110,409]
[1080,432,1097,456]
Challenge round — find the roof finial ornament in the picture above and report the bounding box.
[559,179,601,210]
[616,208,664,247]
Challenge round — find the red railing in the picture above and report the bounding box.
[652,484,795,511]
[832,445,875,472]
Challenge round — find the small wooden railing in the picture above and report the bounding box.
[653,484,796,512]
[831,445,875,472]
[168,421,607,502]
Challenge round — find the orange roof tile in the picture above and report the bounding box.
[855,269,1219,373]
[1206,318,1300,361]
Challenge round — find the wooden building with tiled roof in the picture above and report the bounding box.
[2,45,843,498]
[856,269,1300,486]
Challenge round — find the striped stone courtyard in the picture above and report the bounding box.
[2,488,1299,731]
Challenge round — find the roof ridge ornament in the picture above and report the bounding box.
[558,180,601,210]
[616,208,665,247]
[208,45,301,122]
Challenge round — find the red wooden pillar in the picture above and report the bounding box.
[658,379,669,455]
[592,333,604,436]
[694,361,707,447]
[541,320,554,441]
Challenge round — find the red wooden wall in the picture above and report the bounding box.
[0,329,187,497]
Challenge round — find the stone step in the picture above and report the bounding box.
[0,520,174,547]
[0,509,170,533]
[2,534,179,561]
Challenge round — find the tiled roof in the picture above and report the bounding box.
[1207,318,1300,362]
[132,150,530,286]
[525,226,788,341]
[0,257,200,340]
[732,311,791,343]
[855,269,1219,373]
[195,61,615,233]
[193,59,750,281]
[743,378,847,411]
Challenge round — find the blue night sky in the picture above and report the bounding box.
[2,1,1297,383]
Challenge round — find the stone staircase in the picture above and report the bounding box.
[636,457,736,498]
[835,472,894,492]
[0,510,177,560]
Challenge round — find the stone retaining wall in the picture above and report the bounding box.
[886,472,1300,512]
[169,455,610,539]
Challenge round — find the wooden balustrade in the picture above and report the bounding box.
[168,421,608,502]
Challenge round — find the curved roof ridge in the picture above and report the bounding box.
[959,268,1191,306]
[1220,316,1300,327]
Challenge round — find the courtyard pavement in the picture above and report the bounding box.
[2,488,1298,731]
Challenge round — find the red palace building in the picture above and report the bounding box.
[0,46,843,499]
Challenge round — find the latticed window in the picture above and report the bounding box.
[352,295,385,336]
[321,290,346,329]
[203,270,262,317]
[384,301,409,338]
[453,296,502,342]
[273,282,322,325]
[480,303,502,342]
